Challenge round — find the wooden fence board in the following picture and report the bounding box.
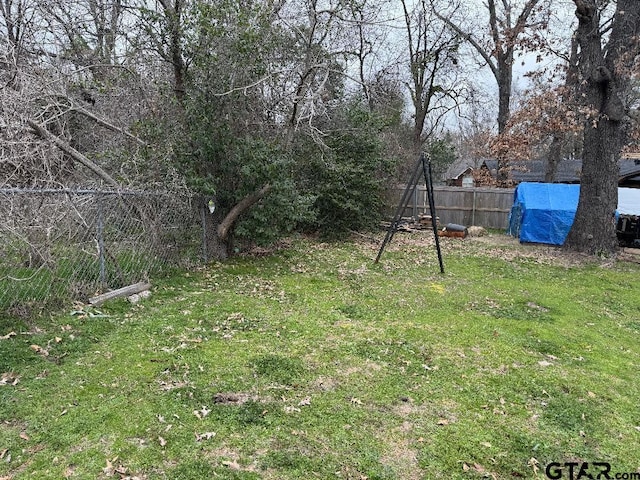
[387,186,515,229]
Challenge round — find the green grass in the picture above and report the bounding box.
[0,233,639,479]
[0,243,182,313]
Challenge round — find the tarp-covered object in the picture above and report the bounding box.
[508,183,640,245]
[618,187,640,215]
[508,183,580,245]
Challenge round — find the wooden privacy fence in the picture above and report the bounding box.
[388,185,515,229]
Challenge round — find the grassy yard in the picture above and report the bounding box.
[1,232,639,479]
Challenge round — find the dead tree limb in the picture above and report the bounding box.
[71,104,148,147]
[27,119,121,189]
[88,282,151,306]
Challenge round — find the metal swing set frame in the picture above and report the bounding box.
[374,152,445,274]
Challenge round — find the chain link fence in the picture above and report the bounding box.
[0,188,203,315]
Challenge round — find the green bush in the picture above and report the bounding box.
[297,103,396,238]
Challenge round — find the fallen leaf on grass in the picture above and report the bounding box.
[0,373,19,386]
[437,419,449,426]
[158,436,167,447]
[103,458,130,477]
[63,465,76,478]
[298,397,311,407]
[19,432,29,441]
[462,462,486,473]
[193,406,210,419]
[195,432,216,442]
[0,332,16,340]
[30,344,49,357]
[537,360,553,367]
[103,458,116,475]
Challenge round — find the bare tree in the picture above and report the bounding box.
[131,0,188,104]
[0,0,40,88]
[432,0,552,181]
[401,0,463,153]
[40,0,128,81]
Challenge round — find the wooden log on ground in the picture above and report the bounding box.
[88,282,151,306]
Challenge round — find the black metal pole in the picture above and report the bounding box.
[423,156,445,274]
[375,154,424,263]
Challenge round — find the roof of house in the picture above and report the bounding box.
[620,158,640,181]
[448,166,474,180]
[443,157,485,181]
[481,158,640,184]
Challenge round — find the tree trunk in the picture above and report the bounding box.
[203,206,232,261]
[202,185,272,261]
[544,134,562,183]
[564,120,619,254]
[495,51,513,184]
[28,119,121,188]
[564,0,640,255]
[158,0,186,105]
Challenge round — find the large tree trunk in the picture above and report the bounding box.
[564,120,620,254]
[564,0,640,255]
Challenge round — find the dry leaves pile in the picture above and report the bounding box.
[360,230,608,268]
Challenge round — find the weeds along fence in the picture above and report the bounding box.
[0,188,203,315]
[388,185,515,229]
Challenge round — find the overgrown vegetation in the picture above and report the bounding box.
[1,234,639,479]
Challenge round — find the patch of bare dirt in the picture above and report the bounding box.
[378,423,424,480]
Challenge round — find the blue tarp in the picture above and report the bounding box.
[507,183,580,245]
[508,183,640,245]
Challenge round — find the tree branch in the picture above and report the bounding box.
[217,184,272,241]
[27,119,121,189]
[430,4,499,81]
[71,104,148,146]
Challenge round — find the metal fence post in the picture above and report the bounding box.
[97,193,107,287]
[200,201,208,264]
